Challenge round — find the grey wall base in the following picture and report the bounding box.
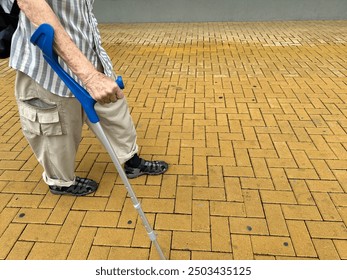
[93,0,347,23]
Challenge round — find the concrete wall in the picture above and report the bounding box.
[93,0,347,23]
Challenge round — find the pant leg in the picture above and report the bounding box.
[15,71,84,187]
[86,98,138,164]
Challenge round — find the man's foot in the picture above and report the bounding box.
[124,158,168,179]
[49,177,98,196]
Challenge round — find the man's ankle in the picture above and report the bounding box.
[125,153,141,168]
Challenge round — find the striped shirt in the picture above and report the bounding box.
[2,0,13,13]
[9,0,115,97]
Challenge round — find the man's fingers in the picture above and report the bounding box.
[86,77,124,104]
[109,94,117,103]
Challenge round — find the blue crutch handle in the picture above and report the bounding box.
[30,23,124,123]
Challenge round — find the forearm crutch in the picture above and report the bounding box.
[30,23,166,260]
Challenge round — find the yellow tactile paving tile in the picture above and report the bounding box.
[0,21,346,260]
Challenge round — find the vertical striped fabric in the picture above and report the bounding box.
[2,0,13,13]
[9,0,116,97]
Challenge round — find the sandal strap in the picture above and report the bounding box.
[140,160,164,172]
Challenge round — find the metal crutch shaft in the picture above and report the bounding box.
[30,23,166,260]
[92,122,166,260]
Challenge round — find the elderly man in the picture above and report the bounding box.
[8,0,168,196]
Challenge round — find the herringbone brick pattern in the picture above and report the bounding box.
[0,21,346,260]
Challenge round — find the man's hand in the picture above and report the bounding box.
[84,72,124,105]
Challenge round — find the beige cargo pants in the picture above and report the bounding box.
[15,71,138,187]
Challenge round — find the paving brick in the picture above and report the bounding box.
[2,181,37,194]
[241,178,274,190]
[234,149,251,166]
[82,211,120,227]
[108,247,150,260]
[224,177,243,202]
[243,190,264,218]
[311,160,336,180]
[47,196,76,224]
[170,250,191,260]
[118,198,139,229]
[156,213,191,231]
[223,166,254,177]
[105,185,127,211]
[312,239,340,260]
[210,201,246,217]
[286,220,317,257]
[72,197,108,211]
[178,175,208,187]
[306,180,343,192]
[94,228,133,246]
[168,164,192,175]
[141,198,175,213]
[172,231,210,251]
[330,193,347,207]
[13,208,51,224]
[269,168,291,190]
[144,176,163,188]
[290,180,315,205]
[333,170,347,192]
[27,242,71,260]
[56,211,85,243]
[6,241,34,260]
[231,234,254,260]
[306,221,347,239]
[211,216,231,252]
[0,181,7,192]
[260,190,297,204]
[266,158,297,169]
[38,190,60,208]
[192,200,210,232]
[264,204,288,236]
[312,192,342,221]
[0,170,30,181]
[88,246,111,260]
[251,158,271,178]
[193,187,225,201]
[175,187,192,214]
[19,224,61,242]
[159,175,177,199]
[333,240,347,260]
[68,227,97,260]
[191,251,233,260]
[229,217,268,235]
[0,224,25,259]
[0,193,13,212]
[282,205,322,220]
[291,150,314,169]
[273,142,293,159]
[179,147,192,165]
[7,194,44,208]
[95,172,117,197]
[0,208,18,236]
[251,236,295,256]
[285,168,319,180]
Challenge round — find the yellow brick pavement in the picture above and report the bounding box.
[0,21,346,260]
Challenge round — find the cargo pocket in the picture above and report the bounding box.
[18,98,64,136]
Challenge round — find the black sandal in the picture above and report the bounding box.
[124,159,168,179]
[49,177,98,196]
